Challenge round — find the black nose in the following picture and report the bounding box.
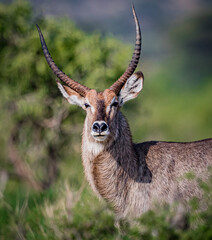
[92,121,108,134]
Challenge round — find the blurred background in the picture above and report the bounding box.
[0,0,211,239]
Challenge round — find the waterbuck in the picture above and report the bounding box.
[37,6,212,223]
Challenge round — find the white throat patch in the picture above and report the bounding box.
[86,140,105,157]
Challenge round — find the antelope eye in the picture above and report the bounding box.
[111,101,119,107]
[84,103,90,108]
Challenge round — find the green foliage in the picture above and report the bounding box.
[0,0,132,184]
[0,1,211,239]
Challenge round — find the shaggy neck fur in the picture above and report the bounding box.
[81,110,212,220]
[81,111,152,218]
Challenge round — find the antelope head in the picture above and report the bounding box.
[37,6,144,143]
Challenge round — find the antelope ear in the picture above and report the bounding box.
[118,71,144,106]
[56,80,84,107]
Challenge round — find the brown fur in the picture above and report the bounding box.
[58,75,212,222]
[38,7,211,222]
[82,110,212,220]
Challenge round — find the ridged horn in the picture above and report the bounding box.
[36,24,90,97]
[110,5,142,95]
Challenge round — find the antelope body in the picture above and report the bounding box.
[37,6,212,221]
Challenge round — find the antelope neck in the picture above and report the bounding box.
[82,112,140,192]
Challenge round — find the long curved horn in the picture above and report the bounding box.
[110,5,142,95]
[36,24,90,97]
